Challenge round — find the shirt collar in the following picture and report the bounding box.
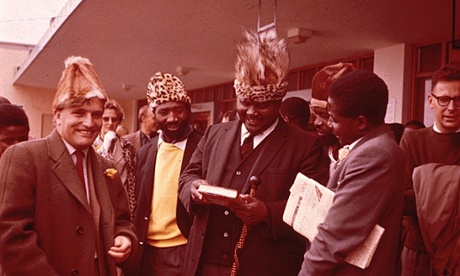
[157,134,187,150]
[61,137,89,157]
[240,118,279,148]
[433,122,460,133]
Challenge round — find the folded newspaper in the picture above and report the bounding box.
[283,173,384,269]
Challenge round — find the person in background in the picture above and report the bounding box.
[0,56,136,275]
[400,63,460,275]
[116,125,130,137]
[0,104,29,158]
[93,99,136,219]
[219,109,238,123]
[279,97,315,134]
[403,119,425,136]
[192,120,205,135]
[310,62,355,169]
[299,70,405,275]
[179,29,329,276]
[388,122,405,144]
[123,104,158,151]
[124,72,202,276]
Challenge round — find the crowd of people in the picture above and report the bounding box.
[0,28,458,276]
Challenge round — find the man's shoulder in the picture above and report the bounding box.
[122,130,140,141]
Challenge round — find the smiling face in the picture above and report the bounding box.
[54,98,104,150]
[429,81,460,133]
[326,97,361,146]
[154,101,191,142]
[236,96,281,135]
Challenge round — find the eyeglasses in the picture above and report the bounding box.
[102,117,120,123]
[430,94,460,107]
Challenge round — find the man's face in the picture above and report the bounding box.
[54,98,104,150]
[101,108,120,136]
[326,97,360,146]
[142,108,158,135]
[429,81,460,133]
[0,125,29,157]
[236,96,281,135]
[155,101,190,141]
[312,106,333,137]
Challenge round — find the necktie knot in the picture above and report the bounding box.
[240,135,254,159]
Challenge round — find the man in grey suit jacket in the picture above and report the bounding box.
[179,29,329,276]
[0,56,136,276]
[299,70,405,275]
[123,104,158,151]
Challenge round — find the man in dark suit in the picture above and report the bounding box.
[0,56,137,276]
[123,104,158,151]
[178,29,329,276]
[124,72,202,275]
[299,70,405,275]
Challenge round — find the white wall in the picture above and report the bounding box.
[374,43,412,123]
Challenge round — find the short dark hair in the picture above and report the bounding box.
[280,97,311,126]
[328,70,388,125]
[0,104,30,131]
[138,105,150,122]
[431,63,460,90]
[104,99,125,122]
[404,119,425,129]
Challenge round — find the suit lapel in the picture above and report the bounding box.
[241,119,287,193]
[141,137,159,204]
[48,130,91,211]
[210,121,241,186]
[89,149,114,226]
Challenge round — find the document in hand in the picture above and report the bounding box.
[283,173,385,269]
[197,184,239,206]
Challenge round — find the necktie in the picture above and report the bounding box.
[75,150,85,185]
[240,135,254,159]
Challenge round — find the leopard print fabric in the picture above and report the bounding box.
[120,137,136,221]
[233,79,288,103]
[146,72,191,108]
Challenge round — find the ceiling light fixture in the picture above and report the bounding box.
[287,28,313,44]
[176,66,191,76]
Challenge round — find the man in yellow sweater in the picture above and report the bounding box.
[123,72,202,275]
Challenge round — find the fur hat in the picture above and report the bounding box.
[234,29,290,103]
[52,56,108,111]
[310,62,354,108]
[146,72,191,109]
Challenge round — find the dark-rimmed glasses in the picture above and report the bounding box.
[430,94,460,107]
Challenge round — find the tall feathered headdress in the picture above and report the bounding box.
[52,56,108,111]
[234,29,290,102]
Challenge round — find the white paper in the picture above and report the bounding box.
[283,173,385,269]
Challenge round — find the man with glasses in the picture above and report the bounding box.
[400,64,460,275]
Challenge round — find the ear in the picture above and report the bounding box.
[427,94,435,110]
[355,115,368,131]
[53,110,62,126]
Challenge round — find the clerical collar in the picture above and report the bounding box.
[433,122,460,133]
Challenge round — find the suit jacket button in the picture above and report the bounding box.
[76,226,84,235]
[236,171,241,175]
[71,269,79,276]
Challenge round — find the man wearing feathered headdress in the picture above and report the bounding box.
[0,56,137,275]
[178,29,329,276]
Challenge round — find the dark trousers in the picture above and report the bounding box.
[140,244,186,276]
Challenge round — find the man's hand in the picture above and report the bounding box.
[190,179,211,205]
[227,194,268,225]
[108,235,132,263]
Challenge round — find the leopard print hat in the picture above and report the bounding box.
[146,72,191,109]
[234,29,290,103]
